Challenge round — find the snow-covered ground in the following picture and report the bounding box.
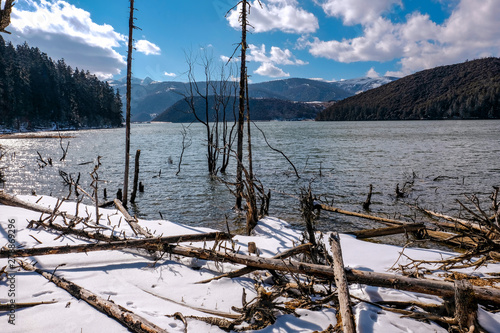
[1,195,499,332]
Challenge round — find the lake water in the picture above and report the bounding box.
[1,120,499,234]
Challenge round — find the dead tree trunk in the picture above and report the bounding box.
[362,184,373,211]
[235,0,248,211]
[17,260,168,333]
[330,233,356,333]
[123,0,136,207]
[0,191,77,221]
[454,279,478,332]
[162,244,500,306]
[347,223,425,239]
[114,199,152,237]
[2,232,232,258]
[130,149,141,203]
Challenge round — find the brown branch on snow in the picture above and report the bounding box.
[0,300,57,311]
[16,259,168,333]
[161,243,500,306]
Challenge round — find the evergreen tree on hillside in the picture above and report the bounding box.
[0,36,123,130]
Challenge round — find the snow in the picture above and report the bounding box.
[1,194,499,332]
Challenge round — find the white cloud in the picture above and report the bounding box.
[249,44,307,65]
[164,72,176,77]
[134,39,161,55]
[308,0,500,77]
[248,44,306,77]
[308,17,402,63]
[220,55,240,63]
[7,0,126,79]
[366,67,379,78]
[254,63,290,77]
[316,0,402,25]
[227,0,318,34]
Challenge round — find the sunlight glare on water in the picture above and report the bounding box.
[1,120,499,233]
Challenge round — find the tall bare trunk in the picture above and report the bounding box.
[123,0,135,207]
[235,0,248,210]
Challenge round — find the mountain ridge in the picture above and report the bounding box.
[108,76,397,122]
[317,58,500,121]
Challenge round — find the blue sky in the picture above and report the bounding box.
[4,0,500,83]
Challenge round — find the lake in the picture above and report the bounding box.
[1,120,499,234]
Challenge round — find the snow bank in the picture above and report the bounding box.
[1,195,499,332]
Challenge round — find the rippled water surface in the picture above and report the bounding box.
[1,120,499,233]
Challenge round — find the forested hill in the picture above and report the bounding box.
[316,58,500,121]
[153,97,326,123]
[0,36,123,131]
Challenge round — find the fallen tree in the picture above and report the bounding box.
[163,243,500,306]
[16,259,168,333]
[1,232,232,258]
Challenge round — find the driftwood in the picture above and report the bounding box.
[318,203,407,227]
[319,203,480,249]
[17,260,168,333]
[114,198,152,237]
[196,243,312,284]
[164,244,500,306]
[0,191,77,220]
[1,232,232,258]
[454,279,478,332]
[0,300,57,311]
[419,207,485,233]
[29,218,122,242]
[347,223,425,239]
[329,233,355,333]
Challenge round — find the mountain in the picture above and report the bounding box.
[153,97,327,123]
[316,58,500,121]
[334,76,398,95]
[248,78,351,102]
[109,76,397,122]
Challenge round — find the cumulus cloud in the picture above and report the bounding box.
[255,63,290,77]
[309,0,500,76]
[227,0,318,34]
[134,40,161,55]
[248,44,307,77]
[366,67,379,78]
[164,72,176,77]
[6,0,126,79]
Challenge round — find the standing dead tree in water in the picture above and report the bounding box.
[90,156,102,224]
[183,50,237,176]
[176,125,192,176]
[224,0,262,234]
[123,0,140,207]
[0,0,14,34]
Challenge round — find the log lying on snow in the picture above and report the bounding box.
[114,199,152,238]
[0,191,77,220]
[347,223,425,239]
[320,203,479,248]
[330,233,355,333]
[0,300,57,311]
[318,204,406,227]
[165,244,500,306]
[17,260,168,333]
[197,243,312,284]
[1,232,232,258]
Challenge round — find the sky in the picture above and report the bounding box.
[3,0,500,83]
